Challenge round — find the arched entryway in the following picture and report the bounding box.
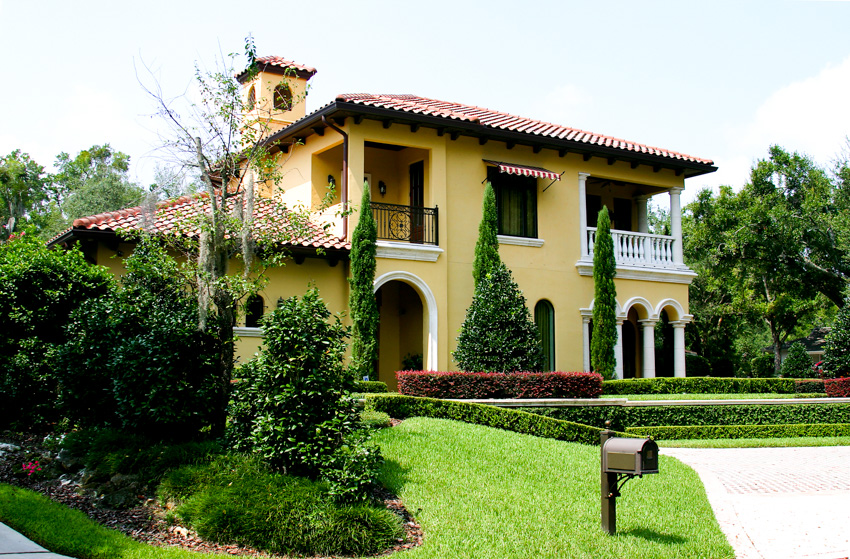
[373,271,438,391]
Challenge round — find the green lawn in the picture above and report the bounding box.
[375,417,734,559]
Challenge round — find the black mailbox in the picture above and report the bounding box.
[602,437,659,476]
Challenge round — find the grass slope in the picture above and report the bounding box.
[375,417,734,559]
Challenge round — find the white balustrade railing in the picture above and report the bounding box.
[586,228,676,268]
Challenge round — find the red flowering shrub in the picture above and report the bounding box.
[824,377,850,398]
[395,371,602,399]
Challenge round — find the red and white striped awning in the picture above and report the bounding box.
[483,160,562,181]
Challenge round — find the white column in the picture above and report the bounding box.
[581,314,591,372]
[614,318,624,380]
[639,319,657,378]
[635,195,649,233]
[669,187,684,266]
[579,172,590,258]
[671,321,687,378]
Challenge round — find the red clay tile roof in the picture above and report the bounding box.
[255,56,317,76]
[335,93,713,166]
[54,193,349,251]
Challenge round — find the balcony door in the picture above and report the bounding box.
[409,161,424,243]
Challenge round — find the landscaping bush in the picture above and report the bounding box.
[781,342,815,378]
[228,288,381,503]
[685,354,712,377]
[365,394,615,445]
[824,377,850,398]
[602,377,799,395]
[397,371,602,399]
[354,380,389,393]
[795,379,825,394]
[823,298,850,378]
[360,410,392,430]
[627,423,850,440]
[526,402,850,432]
[56,238,220,440]
[160,454,401,557]
[749,354,776,378]
[0,233,113,428]
[454,262,544,372]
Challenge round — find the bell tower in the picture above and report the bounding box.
[237,56,317,137]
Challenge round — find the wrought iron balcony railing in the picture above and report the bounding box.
[371,202,438,245]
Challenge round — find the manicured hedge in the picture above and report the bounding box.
[353,380,389,393]
[627,423,850,440]
[824,378,850,398]
[524,402,850,432]
[396,371,602,399]
[364,394,620,445]
[602,377,824,395]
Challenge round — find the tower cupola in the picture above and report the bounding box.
[237,56,317,136]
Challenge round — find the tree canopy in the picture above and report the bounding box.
[0,150,48,239]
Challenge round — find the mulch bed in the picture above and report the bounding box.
[0,429,423,558]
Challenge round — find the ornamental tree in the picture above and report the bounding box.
[780,341,814,378]
[822,297,850,378]
[349,184,379,380]
[472,181,500,288]
[454,262,544,372]
[591,207,617,379]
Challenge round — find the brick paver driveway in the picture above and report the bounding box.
[664,446,850,559]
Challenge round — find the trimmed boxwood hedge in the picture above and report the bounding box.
[364,394,623,445]
[353,380,389,394]
[396,371,602,399]
[824,378,850,398]
[602,377,825,395]
[523,402,850,432]
[627,423,850,440]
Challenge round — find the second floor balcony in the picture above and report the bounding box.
[371,202,439,246]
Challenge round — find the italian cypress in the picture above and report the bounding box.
[591,207,618,379]
[472,181,501,288]
[822,296,850,378]
[348,184,379,380]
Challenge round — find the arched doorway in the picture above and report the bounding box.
[375,280,424,391]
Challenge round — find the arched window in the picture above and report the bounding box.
[246,85,256,110]
[245,295,265,328]
[534,300,555,371]
[273,84,292,111]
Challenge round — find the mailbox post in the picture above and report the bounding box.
[600,430,659,535]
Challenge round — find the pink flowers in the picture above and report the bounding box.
[22,460,41,476]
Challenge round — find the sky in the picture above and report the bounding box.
[2,0,849,204]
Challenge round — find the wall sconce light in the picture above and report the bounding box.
[327,174,336,188]
[379,181,387,196]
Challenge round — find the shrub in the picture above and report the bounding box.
[823,298,850,378]
[161,454,401,556]
[454,262,543,373]
[0,233,113,428]
[602,377,799,395]
[627,423,850,440]
[685,354,712,377]
[348,185,379,380]
[749,354,776,378]
[228,288,381,502]
[56,238,220,440]
[781,342,815,378]
[795,379,825,394]
[526,402,850,432]
[396,371,602,399]
[824,377,850,398]
[364,394,615,445]
[591,207,617,379]
[354,380,389,393]
[360,410,392,430]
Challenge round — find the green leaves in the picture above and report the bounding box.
[592,207,617,379]
[349,185,379,380]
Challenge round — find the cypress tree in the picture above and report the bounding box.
[472,182,501,288]
[348,184,379,380]
[822,296,850,378]
[454,262,544,373]
[591,207,618,379]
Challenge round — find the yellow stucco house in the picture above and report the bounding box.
[53,57,716,390]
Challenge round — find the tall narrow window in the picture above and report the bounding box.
[245,295,265,328]
[273,84,292,110]
[534,300,555,371]
[487,166,537,238]
[247,86,256,110]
